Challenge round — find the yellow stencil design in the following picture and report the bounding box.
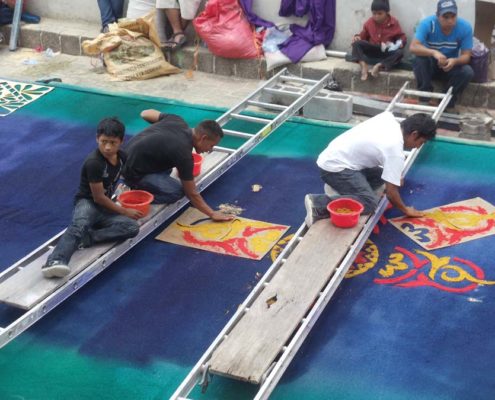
[176,218,283,255]
[346,240,379,278]
[379,252,410,278]
[416,250,495,286]
[424,210,495,230]
[270,234,295,262]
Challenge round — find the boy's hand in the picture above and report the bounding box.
[122,207,144,220]
[210,211,235,221]
[352,34,361,44]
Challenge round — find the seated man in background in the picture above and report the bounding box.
[409,0,474,111]
[155,0,200,50]
[351,0,406,80]
[304,112,437,226]
[122,110,233,221]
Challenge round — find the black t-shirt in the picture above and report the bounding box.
[122,113,194,182]
[75,149,126,201]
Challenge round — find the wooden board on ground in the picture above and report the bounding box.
[0,150,229,310]
[390,197,495,250]
[156,207,289,260]
[208,216,367,383]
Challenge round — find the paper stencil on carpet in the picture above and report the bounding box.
[390,197,495,250]
[156,207,290,260]
[0,80,53,117]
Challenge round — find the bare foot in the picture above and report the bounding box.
[359,62,369,81]
[371,63,382,78]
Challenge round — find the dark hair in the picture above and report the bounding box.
[371,0,390,12]
[196,120,224,140]
[401,113,437,140]
[96,117,125,140]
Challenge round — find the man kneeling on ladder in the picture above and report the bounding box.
[42,118,141,279]
[304,112,437,226]
[122,110,233,221]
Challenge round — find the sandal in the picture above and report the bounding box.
[162,32,187,51]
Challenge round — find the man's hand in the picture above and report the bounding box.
[122,207,144,220]
[210,211,235,221]
[403,206,424,218]
[441,58,457,72]
[433,50,447,67]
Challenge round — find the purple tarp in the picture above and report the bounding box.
[238,0,336,63]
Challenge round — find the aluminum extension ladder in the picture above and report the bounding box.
[0,68,332,349]
[171,82,452,400]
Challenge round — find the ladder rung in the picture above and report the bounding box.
[222,129,253,139]
[230,113,272,124]
[247,100,288,111]
[394,103,437,113]
[263,87,302,97]
[404,89,446,99]
[213,146,236,154]
[280,75,318,85]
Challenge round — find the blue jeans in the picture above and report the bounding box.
[97,0,124,28]
[47,198,139,265]
[310,167,384,217]
[127,170,184,204]
[413,56,474,107]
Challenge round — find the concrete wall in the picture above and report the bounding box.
[27,0,101,23]
[26,0,475,55]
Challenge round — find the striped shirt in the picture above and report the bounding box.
[414,15,473,59]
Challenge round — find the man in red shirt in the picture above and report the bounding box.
[350,0,407,80]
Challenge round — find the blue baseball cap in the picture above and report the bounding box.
[437,0,457,16]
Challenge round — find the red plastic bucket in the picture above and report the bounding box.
[118,190,154,217]
[327,198,364,228]
[192,153,203,177]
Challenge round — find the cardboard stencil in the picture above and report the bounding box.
[156,207,290,260]
[390,197,495,250]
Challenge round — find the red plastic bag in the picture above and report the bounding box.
[193,0,261,59]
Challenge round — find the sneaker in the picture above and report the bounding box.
[304,194,329,227]
[42,261,70,279]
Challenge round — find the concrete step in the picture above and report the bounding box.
[2,18,494,109]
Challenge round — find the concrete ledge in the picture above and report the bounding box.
[2,18,494,109]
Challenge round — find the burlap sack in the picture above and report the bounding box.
[82,12,180,81]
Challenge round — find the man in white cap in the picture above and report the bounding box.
[409,0,474,111]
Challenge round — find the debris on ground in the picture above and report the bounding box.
[219,203,244,216]
[251,184,262,192]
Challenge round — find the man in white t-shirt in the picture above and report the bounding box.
[304,112,437,226]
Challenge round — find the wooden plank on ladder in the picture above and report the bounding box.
[208,216,367,384]
[0,151,228,310]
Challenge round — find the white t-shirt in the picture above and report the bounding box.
[316,112,405,186]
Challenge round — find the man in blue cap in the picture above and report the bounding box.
[409,0,474,111]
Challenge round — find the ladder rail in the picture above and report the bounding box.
[170,224,306,400]
[172,83,452,400]
[0,71,330,349]
[216,68,291,127]
[253,86,452,400]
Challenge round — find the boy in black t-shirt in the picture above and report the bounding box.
[42,118,141,279]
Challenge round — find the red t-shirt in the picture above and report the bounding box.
[358,15,407,46]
